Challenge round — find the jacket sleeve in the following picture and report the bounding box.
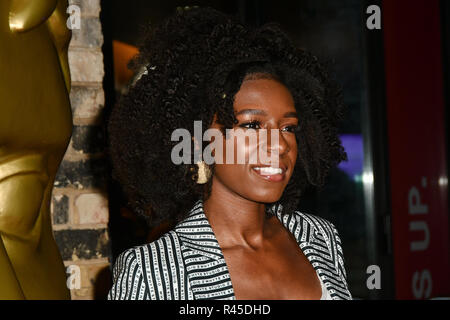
[329,221,352,299]
[108,248,146,300]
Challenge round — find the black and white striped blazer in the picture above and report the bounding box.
[108,200,352,300]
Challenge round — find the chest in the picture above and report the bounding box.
[221,230,323,300]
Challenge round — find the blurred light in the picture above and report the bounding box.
[438,176,448,187]
[362,172,374,184]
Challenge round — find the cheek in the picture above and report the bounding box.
[213,163,249,194]
[214,133,254,164]
[288,138,298,169]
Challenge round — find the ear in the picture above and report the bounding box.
[9,0,57,32]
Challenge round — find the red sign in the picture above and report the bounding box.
[383,0,450,299]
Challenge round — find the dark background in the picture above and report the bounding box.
[100,0,450,300]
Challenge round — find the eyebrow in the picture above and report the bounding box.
[283,111,298,118]
[235,108,298,118]
[235,109,267,116]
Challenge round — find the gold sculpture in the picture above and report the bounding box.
[0,0,72,299]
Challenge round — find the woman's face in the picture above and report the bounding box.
[210,77,299,203]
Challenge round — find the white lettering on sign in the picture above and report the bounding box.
[408,187,429,214]
[407,177,432,298]
[409,221,429,251]
[412,269,432,299]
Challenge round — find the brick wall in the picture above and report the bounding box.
[51,0,111,300]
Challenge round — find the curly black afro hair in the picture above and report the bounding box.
[108,7,347,227]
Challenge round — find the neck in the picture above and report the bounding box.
[203,176,272,249]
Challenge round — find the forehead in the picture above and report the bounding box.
[233,78,296,113]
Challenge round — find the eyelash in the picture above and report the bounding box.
[239,120,261,129]
[283,125,300,133]
[238,120,300,132]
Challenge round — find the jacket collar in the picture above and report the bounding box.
[174,199,320,261]
[173,199,342,300]
[174,200,224,260]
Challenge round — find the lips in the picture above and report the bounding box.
[251,164,287,182]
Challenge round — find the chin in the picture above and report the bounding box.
[244,189,284,204]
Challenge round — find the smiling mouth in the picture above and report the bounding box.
[252,166,287,182]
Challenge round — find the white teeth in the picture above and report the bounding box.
[254,167,283,175]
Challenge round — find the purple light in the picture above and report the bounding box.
[338,134,364,178]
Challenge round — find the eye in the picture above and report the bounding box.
[281,124,300,133]
[239,121,261,129]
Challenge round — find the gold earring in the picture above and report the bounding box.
[196,161,211,184]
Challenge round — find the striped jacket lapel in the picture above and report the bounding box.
[272,203,351,299]
[175,200,351,300]
[175,200,235,300]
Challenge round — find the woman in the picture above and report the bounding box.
[107,7,351,300]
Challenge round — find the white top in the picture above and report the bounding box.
[317,271,333,300]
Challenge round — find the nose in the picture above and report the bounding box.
[266,128,290,157]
